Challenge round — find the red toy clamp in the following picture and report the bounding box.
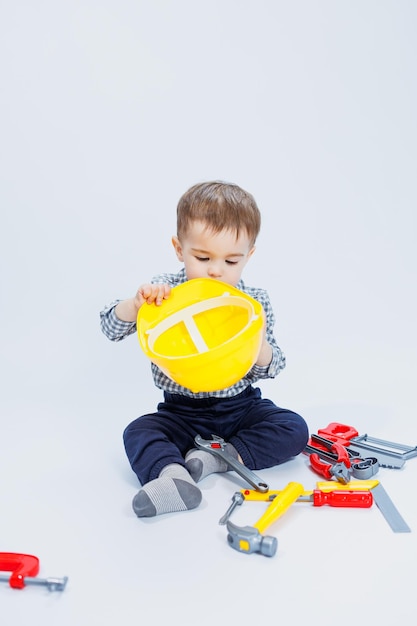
[0,553,40,589]
[0,552,68,591]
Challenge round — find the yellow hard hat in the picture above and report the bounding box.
[137,278,264,392]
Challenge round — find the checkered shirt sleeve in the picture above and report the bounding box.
[99,300,136,341]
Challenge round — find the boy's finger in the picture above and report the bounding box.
[154,284,171,304]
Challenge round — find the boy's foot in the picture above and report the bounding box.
[185,444,239,482]
[132,464,202,517]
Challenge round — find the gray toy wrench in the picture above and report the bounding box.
[194,434,269,492]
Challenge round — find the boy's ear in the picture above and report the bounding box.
[247,245,256,259]
[172,236,184,261]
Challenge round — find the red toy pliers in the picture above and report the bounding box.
[308,441,352,484]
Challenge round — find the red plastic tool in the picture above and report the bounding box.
[316,422,410,469]
[309,441,352,482]
[0,552,68,591]
[318,422,359,444]
[299,489,373,507]
[0,553,39,589]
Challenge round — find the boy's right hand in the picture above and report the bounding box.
[115,283,171,323]
[134,283,171,308]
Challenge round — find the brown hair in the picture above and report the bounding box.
[176,181,261,246]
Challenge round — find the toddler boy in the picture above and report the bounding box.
[100,181,309,517]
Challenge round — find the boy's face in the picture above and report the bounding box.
[172,220,255,286]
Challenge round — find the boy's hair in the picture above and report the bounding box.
[176,181,261,247]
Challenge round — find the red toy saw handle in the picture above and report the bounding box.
[0,553,40,589]
[318,422,359,442]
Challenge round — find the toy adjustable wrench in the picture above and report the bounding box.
[194,434,269,492]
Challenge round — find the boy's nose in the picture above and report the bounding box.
[207,264,222,278]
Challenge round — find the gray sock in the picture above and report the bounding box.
[132,464,202,518]
[185,444,239,482]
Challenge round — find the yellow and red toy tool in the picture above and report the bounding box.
[0,552,68,591]
[219,483,374,526]
[240,487,373,507]
[317,480,411,533]
[226,482,305,557]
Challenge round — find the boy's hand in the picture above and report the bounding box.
[134,283,171,308]
[255,307,273,367]
[115,283,171,323]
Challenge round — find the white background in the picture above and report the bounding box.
[1,1,416,624]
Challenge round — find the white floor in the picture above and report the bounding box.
[1,376,416,624]
[1,2,416,624]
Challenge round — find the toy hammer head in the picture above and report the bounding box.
[226,521,278,557]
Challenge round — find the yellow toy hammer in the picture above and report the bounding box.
[226,482,304,557]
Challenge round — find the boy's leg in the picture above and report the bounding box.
[122,388,308,511]
[227,393,309,470]
[185,443,239,482]
[132,463,202,517]
[123,411,201,517]
[186,387,309,476]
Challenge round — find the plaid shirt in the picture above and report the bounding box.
[100,269,286,398]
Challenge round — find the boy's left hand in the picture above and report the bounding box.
[255,309,272,367]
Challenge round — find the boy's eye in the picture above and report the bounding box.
[194,256,238,265]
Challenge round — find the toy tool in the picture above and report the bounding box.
[317,480,411,533]
[241,487,373,507]
[226,482,304,556]
[305,434,379,481]
[219,491,245,525]
[195,433,269,492]
[297,490,373,506]
[318,422,417,468]
[219,487,373,525]
[0,552,68,591]
[306,439,352,483]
